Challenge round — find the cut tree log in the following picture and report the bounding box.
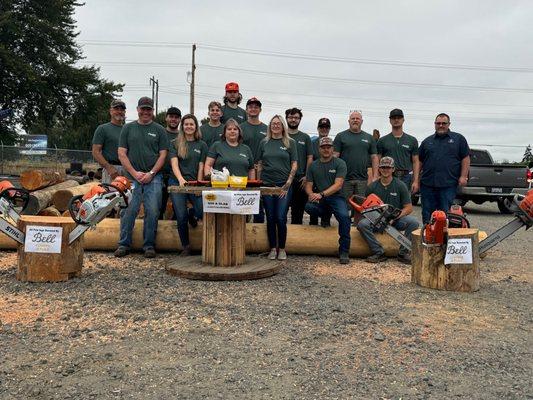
[20,170,65,191]
[51,181,100,212]
[38,206,61,217]
[22,180,79,215]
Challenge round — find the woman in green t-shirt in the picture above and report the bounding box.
[169,114,208,256]
[257,115,298,261]
[204,119,255,179]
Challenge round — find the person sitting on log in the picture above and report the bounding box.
[204,119,255,179]
[357,156,419,264]
[169,114,208,257]
[304,137,352,265]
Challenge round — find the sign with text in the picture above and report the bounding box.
[24,226,63,254]
[203,190,260,214]
[444,238,473,265]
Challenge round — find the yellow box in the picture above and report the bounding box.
[229,176,248,188]
[211,180,229,188]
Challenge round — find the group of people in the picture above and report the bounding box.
[92,81,471,264]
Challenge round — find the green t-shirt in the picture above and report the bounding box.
[311,136,321,160]
[241,121,267,163]
[161,130,179,175]
[257,137,298,186]
[377,132,419,171]
[365,177,411,210]
[118,121,169,177]
[169,139,208,181]
[220,105,247,124]
[333,129,377,180]
[289,131,313,178]
[306,157,347,193]
[91,122,123,165]
[200,123,223,148]
[207,141,254,177]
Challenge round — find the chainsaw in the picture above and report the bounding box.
[349,194,413,251]
[479,190,533,255]
[0,180,29,244]
[68,176,132,244]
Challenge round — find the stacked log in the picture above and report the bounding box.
[20,170,65,191]
[38,206,62,217]
[22,180,79,215]
[51,182,100,212]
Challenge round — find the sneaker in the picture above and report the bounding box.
[180,246,191,257]
[268,248,277,260]
[114,246,130,258]
[144,247,156,258]
[277,249,287,260]
[397,253,412,265]
[366,253,387,263]
[339,252,350,264]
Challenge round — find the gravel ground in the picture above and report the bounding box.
[0,202,531,399]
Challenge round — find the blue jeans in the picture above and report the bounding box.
[253,197,265,223]
[357,215,419,256]
[119,174,163,250]
[420,184,457,224]
[169,192,202,247]
[305,194,351,254]
[263,187,292,249]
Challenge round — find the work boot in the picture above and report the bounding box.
[309,215,318,225]
[144,247,156,258]
[321,217,331,228]
[180,245,191,257]
[339,252,350,264]
[397,252,412,265]
[114,246,130,258]
[366,253,387,263]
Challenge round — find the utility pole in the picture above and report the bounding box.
[190,44,196,114]
[149,76,159,115]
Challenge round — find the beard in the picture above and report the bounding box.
[287,121,300,130]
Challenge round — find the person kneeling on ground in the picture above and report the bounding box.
[357,156,419,264]
[304,137,351,264]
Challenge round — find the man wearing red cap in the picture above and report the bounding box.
[221,82,247,124]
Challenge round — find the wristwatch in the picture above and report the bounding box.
[320,191,325,198]
[149,170,155,176]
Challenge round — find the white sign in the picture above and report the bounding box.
[203,191,260,214]
[24,225,63,254]
[444,238,473,265]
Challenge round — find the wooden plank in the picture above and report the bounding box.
[168,185,282,196]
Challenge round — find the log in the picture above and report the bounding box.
[38,206,61,217]
[66,174,90,184]
[16,216,84,282]
[20,170,65,191]
[51,181,100,212]
[202,213,246,266]
[411,228,480,292]
[22,180,79,215]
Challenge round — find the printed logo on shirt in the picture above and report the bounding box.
[238,115,245,120]
[147,132,156,137]
[402,144,410,148]
[193,149,201,154]
[280,146,287,151]
[298,141,305,145]
[390,192,398,196]
[239,153,248,158]
[448,139,454,143]
[362,139,369,143]
[260,131,267,135]
[328,169,336,173]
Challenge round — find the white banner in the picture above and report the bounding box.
[444,238,473,265]
[24,225,63,254]
[203,191,260,214]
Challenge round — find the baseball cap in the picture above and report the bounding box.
[379,156,395,168]
[166,106,182,117]
[319,137,333,147]
[246,97,262,107]
[110,99,126,109]
[317,117,331,128]
[389,108,404,118]
[137,97,154,109]
[225,82,239,92]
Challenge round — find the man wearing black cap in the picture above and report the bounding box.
[241,97,267,223]
[310,117,332,226]
[221,82,247,124]
[116,97,170,258]
[92,99,126,183]
[159,106,182,219]
[377,109,420,194]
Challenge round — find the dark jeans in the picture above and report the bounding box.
[289,178,307,224]
[168,177,203,247]
[263,187,292,249]
[305,194,351,254]
[253,197,265,223]
[420,184,457,224]
[357,215,419,256]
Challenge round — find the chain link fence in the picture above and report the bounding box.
[0,144,99,176]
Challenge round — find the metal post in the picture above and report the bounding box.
[155,79,159,115]
[54,144,59,172]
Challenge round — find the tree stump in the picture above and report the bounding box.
[411,228,480,292]
[16,216,84,282]
[202,213,246,267]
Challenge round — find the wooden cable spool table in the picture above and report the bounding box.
[165,185,283,281]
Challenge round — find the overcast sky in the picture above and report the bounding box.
[75,0,533,162]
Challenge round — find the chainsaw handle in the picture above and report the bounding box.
[348,195,364,213]
[0,187,30,212]
[67,194,86,224]
[101,183,129,209]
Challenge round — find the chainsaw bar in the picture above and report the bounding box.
[362,209,412,252]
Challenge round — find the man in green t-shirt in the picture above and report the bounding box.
[333,110,378,204]
[377,109,420,194]
[115,96,169,259]
[310,117,332,226]
[286,107,313,225]
[357,156,419,264]
[220,82,247,124]
[200,101,223,148]
[91,99,126,183]
[160,106,181,219]
[305,137,351,264]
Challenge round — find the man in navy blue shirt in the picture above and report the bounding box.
[418,113,470,223]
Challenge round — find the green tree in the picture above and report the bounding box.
[0,0,123,147]
[522,144,532,164]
